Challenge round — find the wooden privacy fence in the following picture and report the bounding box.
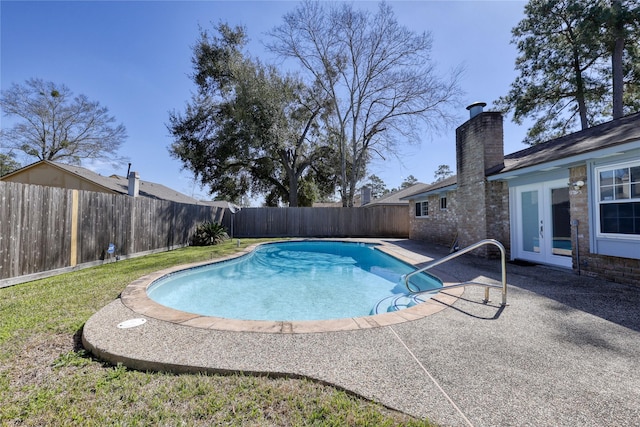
[222,206,409,238]
[1,181,409,285]
[0,181,223,285]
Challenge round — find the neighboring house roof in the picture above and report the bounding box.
[402,111,640,200]
[364,182,430,207]
[312,201,343,207]
[50,161,124,192]
[1,160,204,205]
[312,183,430,207]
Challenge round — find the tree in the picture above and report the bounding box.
[611,0,626,119]
[399,175,418,189]
[598,0,640,119]
[0,152,21,176]
[168,24,336,207]
[0,78,127,165]
[433,164,453,183]
[496,0,640,145]
[268,1,462,206]
[365,174,388,199]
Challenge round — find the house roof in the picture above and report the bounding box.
[2,160,204,205]
[402,112,640,200]
[400,175,457,200]
[368,182,430,206]
[499,111,640,175]
[364,183,427,207]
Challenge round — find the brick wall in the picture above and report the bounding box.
[569,165,640,286]
[569,165,589,270]
[581,255,640,287]
[486,180,511,258]
[409,192,458,246]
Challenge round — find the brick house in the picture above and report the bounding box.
[403,103,640,286]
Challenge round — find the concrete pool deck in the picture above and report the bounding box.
[82,239,640,426]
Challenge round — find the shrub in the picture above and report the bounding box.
[191,222,229,246]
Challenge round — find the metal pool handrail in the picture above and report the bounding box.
[404,239,508,306]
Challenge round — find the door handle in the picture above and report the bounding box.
[540,222,544,238]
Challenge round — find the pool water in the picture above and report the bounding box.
[147,241,442,321]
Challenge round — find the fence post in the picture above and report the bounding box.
[70,189,79,267]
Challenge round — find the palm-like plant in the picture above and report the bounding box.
[191,222,229,246]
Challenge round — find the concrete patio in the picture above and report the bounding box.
[82,239,640,426]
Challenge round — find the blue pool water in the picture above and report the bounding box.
[147,241,442,321]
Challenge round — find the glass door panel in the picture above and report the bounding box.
[551,187,571,257]
[521,190,541,253]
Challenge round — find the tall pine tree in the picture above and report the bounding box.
[497,0,640,145]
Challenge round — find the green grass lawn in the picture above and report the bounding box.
[0,239,434,426]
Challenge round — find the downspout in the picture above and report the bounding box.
[572,219,580,275]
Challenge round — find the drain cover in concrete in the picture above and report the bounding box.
[117,318,147,329]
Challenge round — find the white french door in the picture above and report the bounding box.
[513,179,572,267]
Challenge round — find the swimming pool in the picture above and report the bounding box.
[147,241,442,321]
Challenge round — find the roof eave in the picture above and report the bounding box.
[399,183,458,200]
[488,140,640,181]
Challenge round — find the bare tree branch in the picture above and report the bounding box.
[0,78,127,165]
[268,1,462,206]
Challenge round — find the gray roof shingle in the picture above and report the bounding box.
[400,175,457,200]
[364,183,431,206]
[403,112,640,200]
[16,160,204,205]
[499,111,640,174]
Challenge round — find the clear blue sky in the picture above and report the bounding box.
[1,0,528,202]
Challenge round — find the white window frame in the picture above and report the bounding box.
[415,201,428,217]
[440,196,447,210]
[594,159,640,240]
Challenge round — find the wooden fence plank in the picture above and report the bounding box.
[0,183,9,276]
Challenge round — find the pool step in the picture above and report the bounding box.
[370,294,429,315]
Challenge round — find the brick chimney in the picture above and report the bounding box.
[127,171,139,197]
[456,102,504,177]
[455,103,508,255]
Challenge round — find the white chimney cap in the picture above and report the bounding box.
[466,102,487,119]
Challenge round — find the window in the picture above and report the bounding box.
[596,161,640,236]
[415,201,428,217]
[440,196,447,210]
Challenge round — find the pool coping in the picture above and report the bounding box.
[120,239,464,334]
[82,239,640,425]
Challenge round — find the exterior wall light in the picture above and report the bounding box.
[571,180,585,190]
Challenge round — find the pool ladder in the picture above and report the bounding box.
[403,239,508,306]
